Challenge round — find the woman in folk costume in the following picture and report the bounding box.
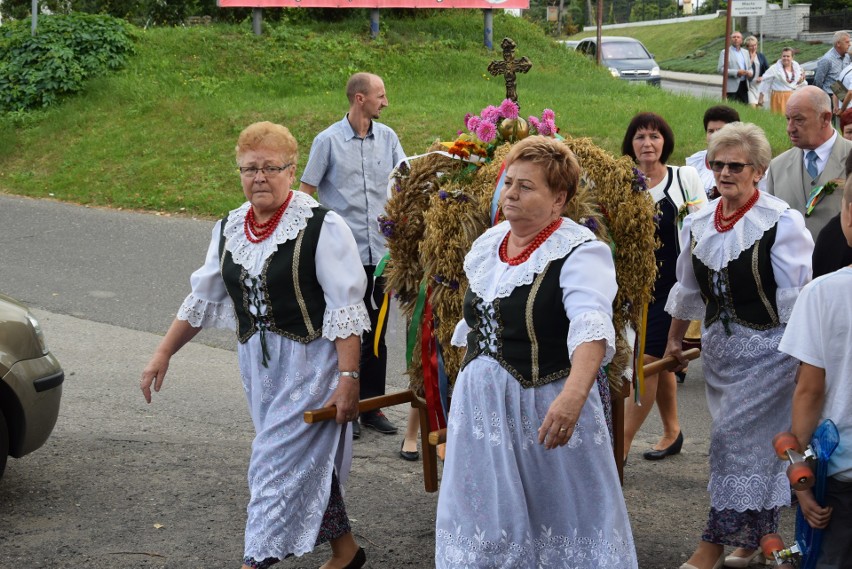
[664,122,814,569]
[435,136,638,569]
[140,122,369,569]
[757,47,806,115]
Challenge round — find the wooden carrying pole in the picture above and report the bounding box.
[305,348,701,492]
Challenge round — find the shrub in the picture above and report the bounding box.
[0,13,135,113]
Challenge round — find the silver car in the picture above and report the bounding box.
[0,293,63,480]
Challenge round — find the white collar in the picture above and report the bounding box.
[689,192,787,271]
[222,191,318,277]
[464,218,596,302]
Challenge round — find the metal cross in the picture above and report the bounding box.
[487,37,533,106]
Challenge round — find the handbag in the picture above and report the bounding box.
[831,67,852,101]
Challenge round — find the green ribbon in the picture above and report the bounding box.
[374,251,390,277]
[406,279,428,366]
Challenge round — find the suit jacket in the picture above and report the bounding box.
[750,52,769,80]
[717,47,748,93]
[765,135,852,238]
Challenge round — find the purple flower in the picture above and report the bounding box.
[538,119,554,137]
[632,167,648,193]
[477,121,497,143]
[581,217,600,232]
[480,105,500,123]
[499,99,519,120]
[377,215,395,238]
[438,190,448,200]
[466,115,481,132]
[542,108,555,122]
[449,280,460,291]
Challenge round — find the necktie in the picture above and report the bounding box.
[806,150,819,180]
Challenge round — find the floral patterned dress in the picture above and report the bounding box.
[666,192,814,547]
[435,219,638,569]
[176,191,370,562]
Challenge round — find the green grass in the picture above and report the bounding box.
[0,12,792,218]
[569,18,829,73]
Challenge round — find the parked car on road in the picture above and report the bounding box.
[557,40,580,50]
[0,293,63,480]
[801,59,817,85]
[576,36,661,87]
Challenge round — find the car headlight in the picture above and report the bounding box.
[608,67,620,78]
[650,66,660,77]
[26,312,50,355]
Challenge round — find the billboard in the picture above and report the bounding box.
[219,0,529,8]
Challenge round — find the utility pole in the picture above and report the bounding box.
[31,0,39,35]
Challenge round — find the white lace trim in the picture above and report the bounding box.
[322,302,371,341]
[222,191,318,277]
[776,287,802,324]
[568,310,616,366]
[177,293,236,330]
[665,282,706,321]
[464,219,596,301]
[690,193,787,271]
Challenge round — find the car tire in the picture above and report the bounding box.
[0,410,8,480]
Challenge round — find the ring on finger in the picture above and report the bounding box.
[559,427,568,433]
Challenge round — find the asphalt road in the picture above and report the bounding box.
[0,194,793,568]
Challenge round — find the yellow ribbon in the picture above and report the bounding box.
[635,302,649,401]
[374,292,389,357]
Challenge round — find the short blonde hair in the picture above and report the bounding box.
[504,136,580,202]
[744,35,758,47]
[235,122,298,164]
[707,122,772,175]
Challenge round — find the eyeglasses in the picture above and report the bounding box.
[708,161,753,174]
[238,163,292,178]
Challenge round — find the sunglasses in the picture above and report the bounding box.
[708,161,753,174]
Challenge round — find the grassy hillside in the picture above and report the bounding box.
[0,12,790,218]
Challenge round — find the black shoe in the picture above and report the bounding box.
[351,420,361,440]
[642,431,684,461]
[360,409,398,434]
[675,370,687,383]
[399,440,420,461]
[343,547,366,569]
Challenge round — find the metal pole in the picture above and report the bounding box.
[721,1,733,100]
[596,0,602,65]
[252,8,262,36]
[370,9,380,39]
[31,0,38,36]
[483,9,493,50]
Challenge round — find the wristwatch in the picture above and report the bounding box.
[339,371,360,380]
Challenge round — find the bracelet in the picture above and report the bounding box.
[339,371,360,380]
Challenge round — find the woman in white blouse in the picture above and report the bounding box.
[435,136,637,568]
[665,122,814,569]
[139,122,369,569]
[758,47,806,114]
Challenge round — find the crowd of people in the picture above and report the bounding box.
[138,59,852,569]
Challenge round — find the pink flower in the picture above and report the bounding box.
[538,119,554,136]
[528,116,541,131]
[477,121,497,143]
[466,115,481,132]
[480,105,500,123]
[499,99,519,120]
[542,108,555,122]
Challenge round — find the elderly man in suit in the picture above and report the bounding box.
[717,31,751,104]
[766,85,852,238]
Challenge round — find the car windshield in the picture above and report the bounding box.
[601,42,649,60]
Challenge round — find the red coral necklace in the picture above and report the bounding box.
[499,217,563,266]
[714,190,759,233]
[244,191,293,243]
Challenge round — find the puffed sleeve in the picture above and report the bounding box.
[561,240,617,365]
[450,319,470,347]
[176,221,236,330]
[315,211,371,340]
[771,209,814,322]
[665,215,706,320]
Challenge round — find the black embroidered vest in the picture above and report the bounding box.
[219,207,329,344]
[692,223,780,333]
[460,251,581,389]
